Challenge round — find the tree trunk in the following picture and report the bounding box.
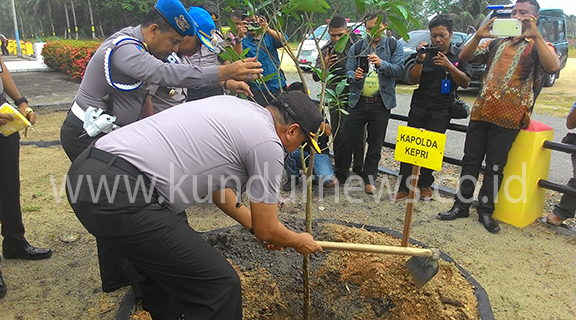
[48,1,56,37]
[19,12,24,38]
[87,0,95,39]
[70,0,78,40]
[64,2,71,39]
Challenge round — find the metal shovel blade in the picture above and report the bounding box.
[406,255,439,288]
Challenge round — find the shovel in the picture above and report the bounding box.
[316,241,441,287]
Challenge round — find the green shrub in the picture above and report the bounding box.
[42,40,102,79]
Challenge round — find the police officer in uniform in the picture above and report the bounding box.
[148,6,218,113]
[66,92,324,319]
[0,56,52,299]
[60,0,262,293]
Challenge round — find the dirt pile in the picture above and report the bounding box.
[134,218,480,320]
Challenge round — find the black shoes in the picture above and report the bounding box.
[0,269,6,298]
[438,206,470,220]
[478,215,501,233]
[3,244,53,260]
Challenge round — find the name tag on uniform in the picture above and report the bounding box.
[441,79,451,94]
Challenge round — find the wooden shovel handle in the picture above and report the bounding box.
[316,241,439,259]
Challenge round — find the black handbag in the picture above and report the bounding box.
[451,95,470,119]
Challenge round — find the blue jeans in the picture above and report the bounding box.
[284,149,335,184]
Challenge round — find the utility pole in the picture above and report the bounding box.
[10,0,22,57]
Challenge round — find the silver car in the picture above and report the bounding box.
[297,22,366,70]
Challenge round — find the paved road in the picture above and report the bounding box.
[286,70,573,185]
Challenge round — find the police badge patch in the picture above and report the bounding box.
[174,15,191,33]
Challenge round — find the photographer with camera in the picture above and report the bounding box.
[394,14,472,202]
[439,0,560,233]
[242,12,288,106]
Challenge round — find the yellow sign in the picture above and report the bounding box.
[394,126,447,171]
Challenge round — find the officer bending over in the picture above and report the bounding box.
[66,91,324,319]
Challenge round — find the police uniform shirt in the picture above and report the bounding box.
[75,26,219,126]
[149,52,188,113]
[94,95,284,213]
[187,32,225,67]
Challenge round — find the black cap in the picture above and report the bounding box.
[271,91,324,153]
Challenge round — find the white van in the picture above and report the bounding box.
[297,21,365,70]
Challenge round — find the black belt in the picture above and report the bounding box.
[87,146,151,185]
[361,95,381,103]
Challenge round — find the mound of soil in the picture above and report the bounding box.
[132,217,480,319]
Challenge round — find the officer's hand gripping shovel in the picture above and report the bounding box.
[316,241,440,288]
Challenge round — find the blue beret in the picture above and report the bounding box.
[188,7,216,52]
[154,0,197,37]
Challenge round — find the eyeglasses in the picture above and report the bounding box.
[211,13,220,22]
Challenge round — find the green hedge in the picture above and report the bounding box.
[42,40,102,79]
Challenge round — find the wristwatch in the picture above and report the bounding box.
[415,59,424,64]
[14,97,28,106]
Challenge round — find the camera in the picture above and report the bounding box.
[247,21,261,30]
[418,46,439,55]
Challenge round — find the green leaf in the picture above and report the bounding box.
[288,0,330,13]
[335,79,348,95]
[311,66,324,81]
[260,73,278,83]
[225,17,237,35]
[334,34,349,53]
[408,16,422,29]
[325,88,337,100]
[355,0,366,14]
[388,15,409,40]
[219,51,231,61]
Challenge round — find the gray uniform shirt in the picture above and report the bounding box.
[187,32,225,67]
[95,95,284,213]
[75,26,219,126]
[149,53,188,113]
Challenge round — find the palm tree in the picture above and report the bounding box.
[69,0,78,40]
[87,0,95,39]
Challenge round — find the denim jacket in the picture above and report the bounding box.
[346,37,405,109]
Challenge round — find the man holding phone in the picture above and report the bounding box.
[311,16,365,182]
[335,13,404,194]
[439,0,560,233]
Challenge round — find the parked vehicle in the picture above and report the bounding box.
[398,30,469,84]
[466,6,568,87]
[297,21,365,70]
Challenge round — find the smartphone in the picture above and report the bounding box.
[359,56,369,72]
[492,19,522,37]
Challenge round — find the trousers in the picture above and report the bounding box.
[0,133,27,249]
[454,120,519,215]
[68,147,242,319]
[335,99,391,185]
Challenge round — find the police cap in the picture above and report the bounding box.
[154,0,197,37]
[188,7,216,52]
